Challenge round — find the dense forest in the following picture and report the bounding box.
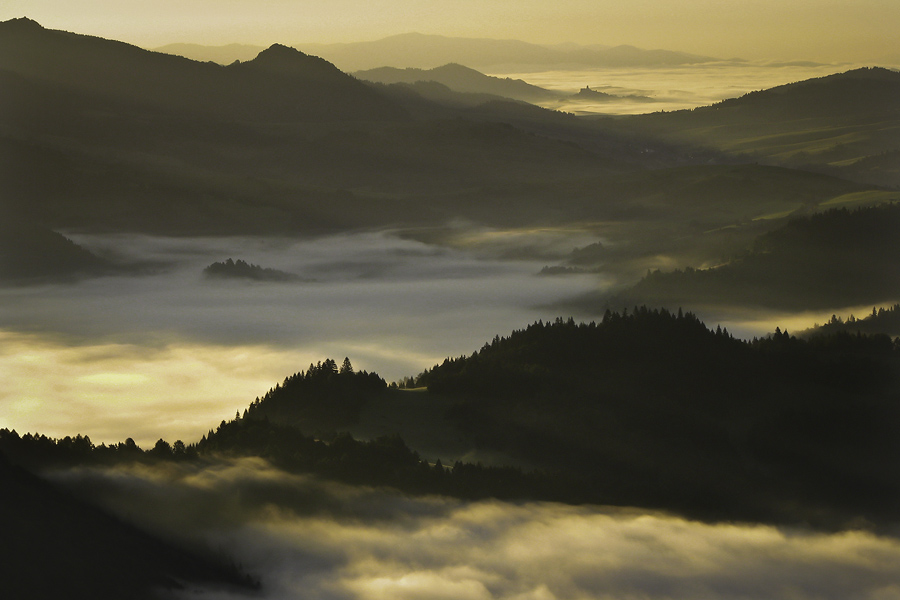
[5,310,900,530]
[801,304,900,338]
[617,203,900,309]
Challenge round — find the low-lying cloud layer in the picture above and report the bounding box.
[0,230,600,445]
[499,62,861,115]
[50,459,900,600]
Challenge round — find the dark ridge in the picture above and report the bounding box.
[0,16,42,30]
[0,450,258,599]
[203,258,307,282]
[0,219,114,283]
[244,43,350,81]
[616,202,900,310]
[0,18,407,122]
[709,66,900,117]
[354,62,561,103]
[408,310,900,529]
[800,304,900,338]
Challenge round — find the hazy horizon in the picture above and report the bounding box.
[3,1,898,63]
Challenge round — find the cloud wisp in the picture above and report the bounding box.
[0,230,600,445]
[49,459,900,600]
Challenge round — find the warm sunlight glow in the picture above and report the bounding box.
[2,6,899,598]
[4,0,898,62]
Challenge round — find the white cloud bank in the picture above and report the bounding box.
[0,231,600,445]
[50,459,900,600]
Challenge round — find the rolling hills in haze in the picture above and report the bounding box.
[609,202,900,311]
[297,33,723,71]
[355,63,563,103]
[0,17,405,122]
[3,18,896,295]
[607,67,900,187]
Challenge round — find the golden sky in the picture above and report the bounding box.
[3,0,898,62]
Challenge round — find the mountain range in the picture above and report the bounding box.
[0,18,403,122]
[2,18,898,299]
[354,63,563,103]
[156,33,723,71]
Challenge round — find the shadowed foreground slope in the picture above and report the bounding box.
[0,452,257,599]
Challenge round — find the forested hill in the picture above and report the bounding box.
[615,202,900,310]
[242,358,387,429]
[3,311,900,529]
[801,304,900,338]
[0,17,405,122]
[408,309,900,527]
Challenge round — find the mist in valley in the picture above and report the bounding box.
[0,229,602,446]
[2,9,900,599]
[45,458,900,600]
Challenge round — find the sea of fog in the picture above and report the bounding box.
[0,227,874,448]
[50,458,900,600]
[0,229,606,446]
[488,61,889,115]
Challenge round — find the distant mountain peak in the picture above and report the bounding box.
[244,43,346,79]
[259,43,303,56]
[252,43,313,64]
[0,16,43,30]
[434,63,478,73]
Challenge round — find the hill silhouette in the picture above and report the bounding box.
[203,258,306,282]
[610,67,900,186]
[186,313,900,529]
[798,304,900,337]
[0,219,115,283]
[300,32,721,71]
[1,18,644,235]
[0,17,405,122]
[4,311,900,530]
[613,202,900,310]
[355,63,561,103]
[800,304,900,338]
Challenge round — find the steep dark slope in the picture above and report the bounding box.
[0,17,405,122]
[0,451,255,599]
